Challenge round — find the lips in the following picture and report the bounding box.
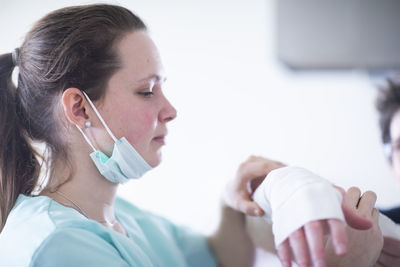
[153,134,166,144]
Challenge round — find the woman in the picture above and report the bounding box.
[0,4,381,267]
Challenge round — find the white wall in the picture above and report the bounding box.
[1,0,399,236]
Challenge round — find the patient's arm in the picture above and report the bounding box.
[246,187,383,267]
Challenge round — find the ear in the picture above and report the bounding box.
[62,88,89,128]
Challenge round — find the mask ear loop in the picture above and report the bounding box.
[82,91,118,142]
[76,125,97,152]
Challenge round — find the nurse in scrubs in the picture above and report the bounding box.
[0,4,382,267]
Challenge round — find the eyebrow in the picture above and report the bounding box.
[137,74,167,83]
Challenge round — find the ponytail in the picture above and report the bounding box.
[0,53,40,232]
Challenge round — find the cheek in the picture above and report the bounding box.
[118,109,158,147]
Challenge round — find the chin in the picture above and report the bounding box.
[146,153,162,167]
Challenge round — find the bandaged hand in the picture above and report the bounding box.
[225,156,375,267]
[252,165,348,267]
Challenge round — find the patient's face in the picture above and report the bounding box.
[390,109,400,181]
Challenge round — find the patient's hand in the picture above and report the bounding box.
[277,186,382,267]
[326,187,383,267]
[375,237,400,266]
[225,157,334,267]
[276,218,345,267]
[224,156,378,267]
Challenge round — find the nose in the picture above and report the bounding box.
[159,96,177,123]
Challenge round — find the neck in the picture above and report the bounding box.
[42,147,119,225]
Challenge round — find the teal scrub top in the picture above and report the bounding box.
[0,194,218,267]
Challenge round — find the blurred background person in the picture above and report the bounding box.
[375,77,400,266]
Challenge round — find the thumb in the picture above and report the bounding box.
[342,201,373,230]
[237,197,265,217]
[334,184,373,230]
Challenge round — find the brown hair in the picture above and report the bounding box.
[0,4,146,232]
[376,77,400,145]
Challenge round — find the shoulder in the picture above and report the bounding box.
[0,195,56,267]
[0,194,126,267]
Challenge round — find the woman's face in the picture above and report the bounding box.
[93,31,176,167]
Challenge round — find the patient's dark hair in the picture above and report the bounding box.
[0,4,146,231]
[376,77,400,145]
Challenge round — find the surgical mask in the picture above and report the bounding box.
[75,91,152,184]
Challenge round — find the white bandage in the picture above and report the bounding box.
[252,166,344,247]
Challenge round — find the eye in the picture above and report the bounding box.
[138,91,154,98]
[137,85,154,98]
[136,81,160,98]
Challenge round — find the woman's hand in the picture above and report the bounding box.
[375,237,400,266]
[327,187,384,267]
[224,155,285,217]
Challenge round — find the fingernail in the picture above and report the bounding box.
[335,243,347,255]
[254,209,260,216]
[282,261,290,267]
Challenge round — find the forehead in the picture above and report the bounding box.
[390,109,400,142]
[114,31,164,83]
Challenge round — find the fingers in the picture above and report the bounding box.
[304,221,326,267]
[248,176,264,193]
[345,187,361,206]
[357,191,377,215]
[238,156,285,181]
[246,155,284,166]
[342,205,372,230]
[342,187,373,230]
[238,160,282,183]
[226,155,286,217]
[236,195,264,216]
[277,239,292,267]
[289,228,310,267]
[326,218,347,255]
[284,220,345,267]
